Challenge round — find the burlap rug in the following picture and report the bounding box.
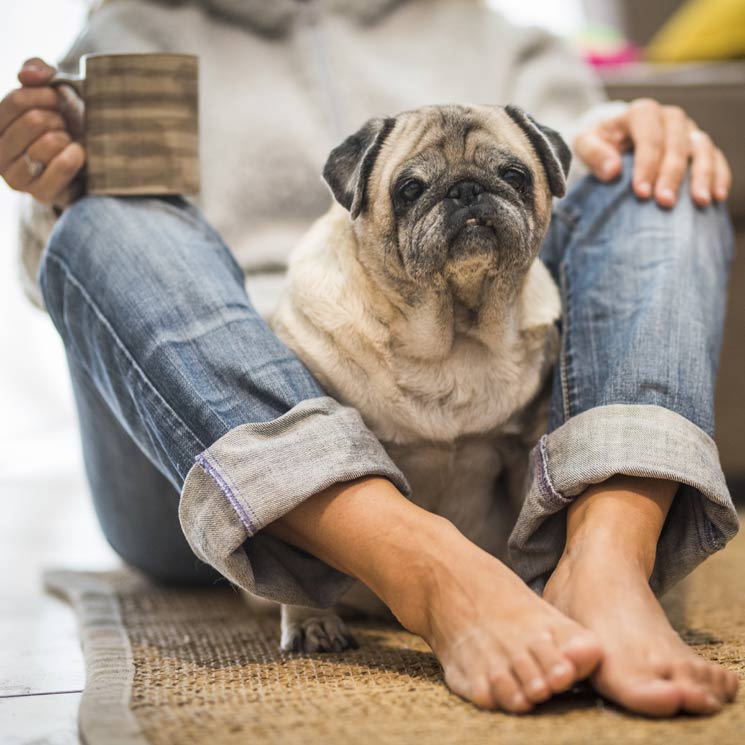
[45,527,745,745]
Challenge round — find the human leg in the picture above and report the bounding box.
[39,194,408,603]
[545,475,737,716]
[67,355,220,584]
[39,194,606,710]
[512,154,739,714]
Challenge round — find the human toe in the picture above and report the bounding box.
[510,651,552,703]
[671,661,724,714]
[557,628,604,680]
[528,632,577,692]
[594,664,683,717]
[723,669,739,702]
[487,668,534,714]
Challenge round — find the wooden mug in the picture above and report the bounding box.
[51,53,199,195]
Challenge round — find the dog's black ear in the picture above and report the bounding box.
[504,105,571,198]
[323,116,397,218]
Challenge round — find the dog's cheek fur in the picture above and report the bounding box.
[403,204,451,282]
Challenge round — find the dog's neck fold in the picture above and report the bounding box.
[353,236,527,363]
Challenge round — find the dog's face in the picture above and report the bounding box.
[323,104,570,299]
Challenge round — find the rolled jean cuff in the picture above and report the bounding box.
[508,404,739,596]
[178,396,411,608]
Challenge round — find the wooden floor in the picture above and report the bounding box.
[0,447,119,745]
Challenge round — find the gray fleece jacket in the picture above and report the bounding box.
[18,0,614,314]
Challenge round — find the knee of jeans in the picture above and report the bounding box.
[44,195,124,266]
[570,152,734,271]
[40,196,132,307]
[40,195,223,314]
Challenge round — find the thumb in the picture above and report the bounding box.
[574,130,623,181]
[18,57,57,87]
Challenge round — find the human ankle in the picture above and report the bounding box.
[560,524,656,579]
[562,476,676,579]
[369,515,469,639]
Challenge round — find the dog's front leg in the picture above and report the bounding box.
[280,604,358,653]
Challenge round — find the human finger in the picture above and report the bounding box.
[17,57,57,88]
[653,106,691,208]
[0,108,66,172]
[2,129,72,191]
[26,141,85,204]
[0,86,59,134]
[713,148,732,203]
[573,129,623,181]
[689,129,715,207]
[627,98,665,200]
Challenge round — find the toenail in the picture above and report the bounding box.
[529,679,546,693]
[551,664,569,679]
[511,692,527,709]
[706,694,721,709]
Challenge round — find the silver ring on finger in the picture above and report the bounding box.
[23,152,45,180]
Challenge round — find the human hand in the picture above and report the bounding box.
[573,98,731,209]
[0,57,85,208]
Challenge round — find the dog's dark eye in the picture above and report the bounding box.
[501,167,529,191]
[400,178,425,202]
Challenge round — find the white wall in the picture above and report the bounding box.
[0,1,87,481]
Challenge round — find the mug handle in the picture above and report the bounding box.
[49,72,84,98]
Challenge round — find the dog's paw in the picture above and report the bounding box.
[280,608,358,653]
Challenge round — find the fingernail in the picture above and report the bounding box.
[659,187,675,203]
[636,181,651,198]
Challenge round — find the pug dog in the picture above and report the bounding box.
[269,104,569,652]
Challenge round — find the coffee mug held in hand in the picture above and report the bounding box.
[51,53,199,195]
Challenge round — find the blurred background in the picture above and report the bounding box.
[1,0,743,515]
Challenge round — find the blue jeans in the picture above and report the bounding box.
[38,156,738,603]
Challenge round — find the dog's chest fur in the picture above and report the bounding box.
[271,206,560,556]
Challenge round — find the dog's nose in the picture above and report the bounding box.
[447,180,484,206]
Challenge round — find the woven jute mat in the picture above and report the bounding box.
[46,528,745,745]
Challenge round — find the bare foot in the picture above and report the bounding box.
[266,475,602,713]
[388,528,603,713]
[544,536,739,716]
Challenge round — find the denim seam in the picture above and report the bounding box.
[537,436,570,506]
[195,452,258,534]
[543,404,735,556]
[202,447,262,530]
[44,251,209,456]
[557,261,573,423]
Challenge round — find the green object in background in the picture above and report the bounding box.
[647,0,745,62]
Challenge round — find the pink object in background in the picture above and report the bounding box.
[584,43,641,67]
[575,26,642,68]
